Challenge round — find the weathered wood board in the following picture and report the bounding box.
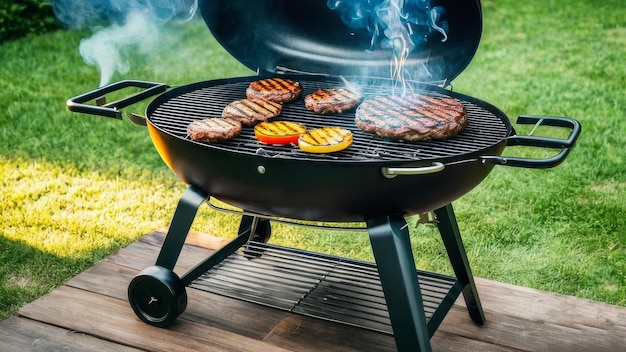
[1,231,623,351]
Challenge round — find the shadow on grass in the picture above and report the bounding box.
[0,235,101,321]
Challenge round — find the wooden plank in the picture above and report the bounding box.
[153,228,233,250]
[264,314,515,352]
[105,231,217,277]
[170,231,626,351]
[438,304,624,352]
[93,231,626,351]
[67,231,290,340]
[264,314,396,352]
[182,285,291,340]
[66,258,136,299]
[18,285,291,352]
[263,293,624,352]
[13,230,626,352]
[471,277,626,331]
[0,316,142,352]
[430,330,516,352]
[66,260,289,340]
[447,277,626,351]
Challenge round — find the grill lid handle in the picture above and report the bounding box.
[480,115,581,168]
[66,80,168,121]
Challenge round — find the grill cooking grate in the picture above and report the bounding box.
[190,242,459,334]
[149,77,509,162]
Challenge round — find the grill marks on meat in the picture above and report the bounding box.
[222,99,283,126]
[246,78,303,103]
[187,118,242,142]
[355,95,468,141]
[305,88,363,115]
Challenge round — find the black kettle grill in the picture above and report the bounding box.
[67,0,580,351]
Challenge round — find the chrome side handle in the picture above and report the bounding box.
[382,162,445,178]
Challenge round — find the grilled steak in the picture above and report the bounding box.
[355,94,467,141]
[222,98,282,126]
[304,88,363,115]
[246,78,303,103]
[187,118,242,142]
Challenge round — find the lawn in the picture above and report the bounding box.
[1,0,625,321]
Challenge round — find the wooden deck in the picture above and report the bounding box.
[2,230,624,352]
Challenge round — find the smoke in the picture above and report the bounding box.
[77,12,158,87]
[328,0,448,51]
[51,0,198,86]
[328,0,448,92]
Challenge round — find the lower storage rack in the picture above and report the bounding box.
[190,241,461,334]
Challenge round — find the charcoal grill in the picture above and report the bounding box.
[66,0,581,351]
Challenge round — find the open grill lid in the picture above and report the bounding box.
[199,0,482,83]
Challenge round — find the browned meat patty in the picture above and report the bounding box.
[187,118,242,142]
[246,78,303,103]
[355,94,467,141]
[222,98,282,126]
[304,88,363,115]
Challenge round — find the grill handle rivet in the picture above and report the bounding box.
[257,165,266,174]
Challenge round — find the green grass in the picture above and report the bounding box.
[1,0,625,320]
[451,0,626,301]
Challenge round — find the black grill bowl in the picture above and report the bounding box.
[145,76,509,222]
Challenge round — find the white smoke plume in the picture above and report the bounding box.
[52,0,197,87]
[328,0,448,93]
[78,12,157,87]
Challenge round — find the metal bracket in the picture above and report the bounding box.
[416,212,438,226]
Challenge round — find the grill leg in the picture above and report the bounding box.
[367,214,432,352]
[434,204,486,325]
[155,186,209,271]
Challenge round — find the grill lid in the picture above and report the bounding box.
[199,0,482,83]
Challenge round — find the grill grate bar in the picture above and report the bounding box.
[190,242,458,334]
[149,78,509,162]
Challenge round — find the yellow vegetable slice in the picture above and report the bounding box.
[254,121,307,145]
[298,127,353,153]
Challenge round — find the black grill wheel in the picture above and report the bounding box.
[128,266,187,327]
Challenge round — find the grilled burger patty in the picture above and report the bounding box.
[187,118,242,142]
[305,88,363,115]
[222,98,282,126]
[355,94,468,141]
[246,78,303,103]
